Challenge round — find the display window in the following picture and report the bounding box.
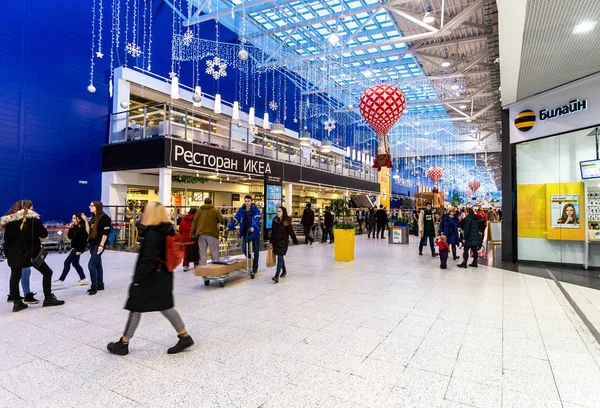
[516,126,600,267]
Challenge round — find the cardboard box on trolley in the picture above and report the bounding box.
[194,260,247,277]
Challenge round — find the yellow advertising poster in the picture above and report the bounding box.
[378,167,390,208]
[545,182,585,241]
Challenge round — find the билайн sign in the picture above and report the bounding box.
[539,99,587,121]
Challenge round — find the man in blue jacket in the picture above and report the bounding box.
[226,195,261,274]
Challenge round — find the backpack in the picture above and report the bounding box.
[163,234,185,272]
[107,227,117,245]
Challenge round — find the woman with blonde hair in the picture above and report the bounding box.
[107,202,193,355]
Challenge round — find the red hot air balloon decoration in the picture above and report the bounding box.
[468,179,481,193]
[359,84,406,171]
[427,166,443,186]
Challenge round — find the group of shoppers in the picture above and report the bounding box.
[417,202,489,268]
[1,199,113,312]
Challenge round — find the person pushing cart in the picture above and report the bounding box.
[225,194,261,276]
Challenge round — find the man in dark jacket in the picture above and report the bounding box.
[322,206,334,243]
[300,203,315,245]
[226,195,261,274]
[375,205,388,239]
[457,208,483,268]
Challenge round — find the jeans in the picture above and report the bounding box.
[322,226,333,243]
[10,262,52,299]
[88,245,105,285]
[198,235,219,266]
[242,235,260,272]
[275,255,286,278]
[419,231,436,254]
[59,249,86,281]
[21,267,31,295]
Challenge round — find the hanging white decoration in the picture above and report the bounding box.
[125,42,143,57]
[87,84,97,94]
[323,118,336,134]
[170,75,180,100]
[269,101,278,111]
[182,29,194,47]
[214,94,222,114]
[206,57,228,80]
[248,107,255,126]
[238,49,249,61]
[263,112,270,130]
[192,86,202,107]
[232,101,240,121]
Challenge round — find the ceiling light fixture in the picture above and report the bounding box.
[423,6,435,24]
[363,67,373,78]
[573,21,598,34]
[459,104,467,109]
[451,85,459,90]
[441,53,451,67]
[328,30,340,45]
[466,119,473,123]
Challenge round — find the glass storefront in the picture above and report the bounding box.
[516,126,600,267]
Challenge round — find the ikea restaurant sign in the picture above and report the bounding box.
[170,141,280,176]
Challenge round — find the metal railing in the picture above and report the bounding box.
[108,102,378,183]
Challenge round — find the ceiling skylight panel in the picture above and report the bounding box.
[379,45,393,51]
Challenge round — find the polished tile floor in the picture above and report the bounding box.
[1,237,599,407]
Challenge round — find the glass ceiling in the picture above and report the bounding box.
[227,0,446,113]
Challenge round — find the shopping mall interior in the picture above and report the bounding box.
[1,0,600,406]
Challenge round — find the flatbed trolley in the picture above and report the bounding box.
[201,230,255,288]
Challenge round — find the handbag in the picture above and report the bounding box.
[266,245,276,268]
[28,218,48,269]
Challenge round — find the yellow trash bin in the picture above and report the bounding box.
[333,229,356,262]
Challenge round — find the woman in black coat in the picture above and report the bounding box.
[0,200,64,312]
[270,206,299,283]
[107,202,194,356]
[457,208,483,268]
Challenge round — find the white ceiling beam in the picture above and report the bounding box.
[446,103,471,118]
[440,0,485,32]
[383,5,439,32]
[472,103,498,119]
[346,7,384,43]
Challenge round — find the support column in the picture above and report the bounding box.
[159,168,173,206]
[285,183,293,212]
[101,172,128,221]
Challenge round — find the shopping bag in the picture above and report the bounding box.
[266,246,276,268]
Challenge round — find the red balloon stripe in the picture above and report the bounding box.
[427,166,443,183]
[359,84,406,137]
[468,180,481,193]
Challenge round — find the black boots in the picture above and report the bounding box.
[272,276,279,283]
[13,300,28,313]
[107,338,129,356]
[43,294,65,307]
[167,335,194,354]
[88,285,97,296]
[97,283,105,291]
[24,293,39,304]
[280,269,287,278]
[468,263,478,268]
[457,263,467,268]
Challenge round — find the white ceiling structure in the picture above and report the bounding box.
[499,0,600,106]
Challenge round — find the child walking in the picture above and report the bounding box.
[436,235,450,269]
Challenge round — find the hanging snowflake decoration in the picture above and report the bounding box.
[182,29,194,47]
[125,42,143,58]
[269,101,278,111]
[323,118,337,134]
[293,118,298,124]
[206,57,228,80]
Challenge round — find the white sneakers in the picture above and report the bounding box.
[53,279,89,287]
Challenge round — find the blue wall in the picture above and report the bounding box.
[0,1,365,221]
[0,0,111,221]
